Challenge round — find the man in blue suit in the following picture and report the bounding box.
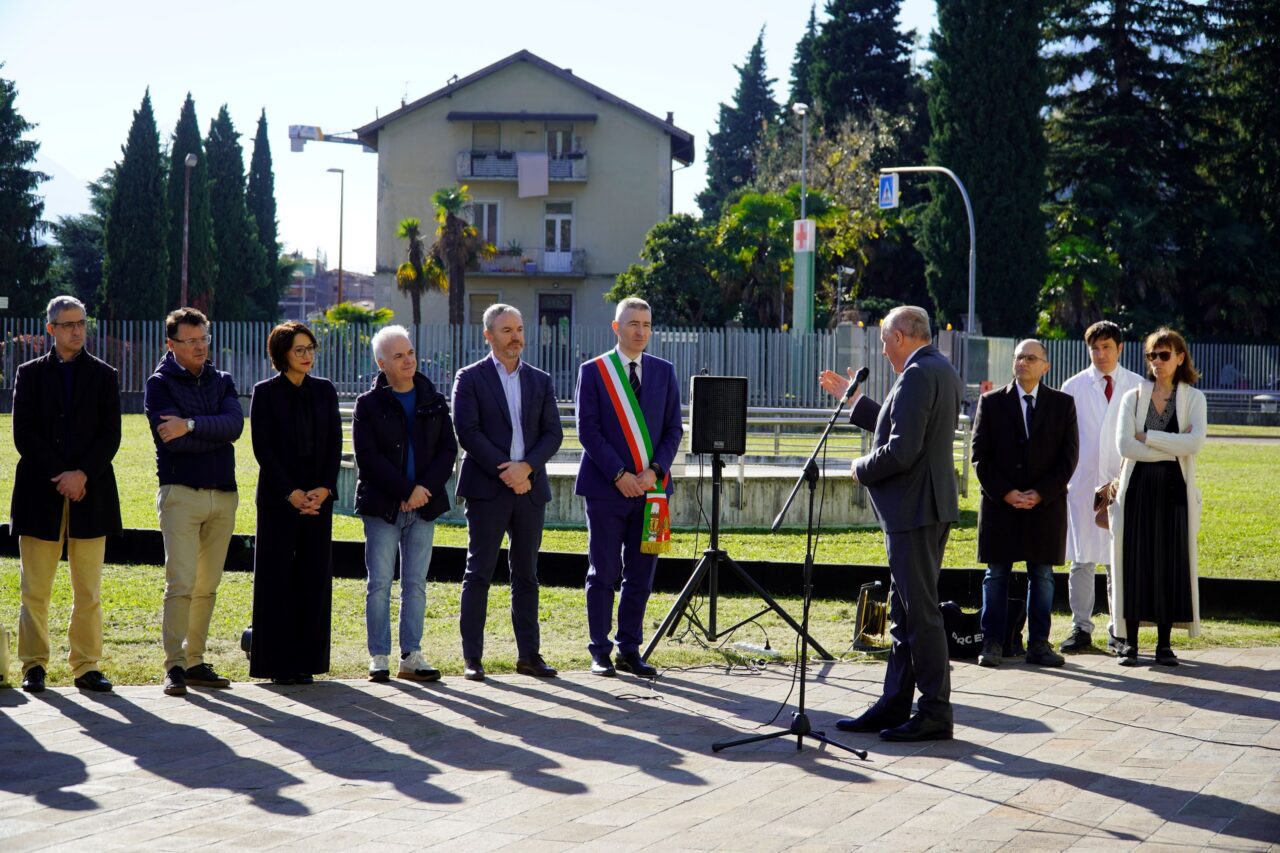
[820,306,963,742]
[575,297,683,678]
[453,304,563,681]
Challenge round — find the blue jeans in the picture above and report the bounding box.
[981,563,1054,646]
[363,511,435,658]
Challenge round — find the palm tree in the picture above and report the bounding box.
[395,216,446,325]
[430,185,472,326]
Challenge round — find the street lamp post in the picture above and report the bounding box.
[792,102,808,219]
[880,163,977,338]
[327,167,345,305]
[181,152,197,306]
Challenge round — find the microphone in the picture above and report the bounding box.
[843,366,870,403]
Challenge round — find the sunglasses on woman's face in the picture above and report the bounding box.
[1146,351,1174,362]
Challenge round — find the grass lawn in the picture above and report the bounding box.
[2,559,1277,688]
[2,415,1279,578]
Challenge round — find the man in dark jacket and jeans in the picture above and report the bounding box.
[144,307,244,696]
[353,325,457,683]
[11,295,121,693]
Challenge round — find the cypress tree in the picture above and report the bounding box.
[917,0,1047,335]
[697,29,779,217]
[166,94,217,313]
[789,5,819,108]
[247,108,282,320]
[810,0,915,130]
[205,105,267,321]
[1044,0,1206,332]
[102,91,168,320]
[0,69,52,316]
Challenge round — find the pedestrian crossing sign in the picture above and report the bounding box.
[878,173,899,209]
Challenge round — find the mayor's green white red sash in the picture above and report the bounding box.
[593,351,671,554]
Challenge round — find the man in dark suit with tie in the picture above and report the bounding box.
[452,304,564,681]
[820,306,963,741]
[971,339,1079,669]
[575,297,683,678]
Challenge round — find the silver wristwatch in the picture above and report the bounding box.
[186,418,195,433]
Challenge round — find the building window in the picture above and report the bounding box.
[469,292,498,325]
[469,201,500,247]
[472,121,500,152]
[546,122,573,158]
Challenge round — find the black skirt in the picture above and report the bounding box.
[1121,459,1193,624]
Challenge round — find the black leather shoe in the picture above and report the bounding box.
[835,704,909,733]
[1155,647,1179,666]
[73,670,113,692]
[295,673,314,684]
[270,677,296,685]
[978,640,1002,668]
[1117,643,1140,666]
[880,714,953,742]
[1059,627,1093,654]
[1026,640,1066,668]
[22,666,46,693]
[163,666,188,696]
[590,655,617,677]
[464,658,486,681]
[614,652,657,678]
[516,655,558,678]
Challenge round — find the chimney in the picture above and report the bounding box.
[666,111,674,124]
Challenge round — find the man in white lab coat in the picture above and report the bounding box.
[1058,321,1144,653]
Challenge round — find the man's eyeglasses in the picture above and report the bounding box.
[51,319,88,331]
[1014,354,1043,363]
[171,334,212,347]
[1146,351,1174,362]
[291,345,318,357]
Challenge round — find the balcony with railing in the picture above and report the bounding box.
[456,150,588,181]
[472,246,587,277]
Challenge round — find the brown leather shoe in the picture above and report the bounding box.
[515,655,557,678]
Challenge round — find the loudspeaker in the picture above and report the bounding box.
[690,375,747,455]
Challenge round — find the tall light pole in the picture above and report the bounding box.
[181,152,197,306]
[327,167,345,305]
[792,102,808,219]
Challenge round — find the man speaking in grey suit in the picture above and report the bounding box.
[819,306,963,741]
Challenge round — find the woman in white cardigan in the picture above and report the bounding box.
[1109,328,1205,666]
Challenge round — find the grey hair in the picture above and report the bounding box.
[482,303,522,331]
[46,295,86,324]
[614,296,651,322]
[370,324,412,362]
[883,305,931,341]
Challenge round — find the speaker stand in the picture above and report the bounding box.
[642,454,834,662]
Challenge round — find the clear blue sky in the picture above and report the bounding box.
[2,0,937,276]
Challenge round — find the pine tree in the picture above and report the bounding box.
[917,0,1048,335]
[810,0,915,130]
[102,91,168,320]
[1044,0,1207,333]
[166,94,218,313]
[0,69,53,316]
[247,109,282,320]
[697,30,779,217]
[205,105,267,321]
[789,5,819,108]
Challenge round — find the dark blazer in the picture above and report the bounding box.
[353,371,457,524]
[574,350,683,499]
[972,382,1080,565]
[249,373,342,507]
[849,344,963,534]
[452,356,563,504]
[9,350,122,541]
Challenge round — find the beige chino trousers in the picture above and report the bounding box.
[18,500,106,678]
[158,484,238,671]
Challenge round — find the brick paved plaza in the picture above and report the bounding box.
[2,647,1278,851]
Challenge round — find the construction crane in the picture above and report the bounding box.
[287,125,374,153]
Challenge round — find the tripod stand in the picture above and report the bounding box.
[712,371,869,758]
[642,453,833,662]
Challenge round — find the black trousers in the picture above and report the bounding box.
[879,522,953,723]
[458,491,546,660]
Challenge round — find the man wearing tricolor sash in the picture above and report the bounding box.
[574,298,683,678]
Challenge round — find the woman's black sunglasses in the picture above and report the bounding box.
[1145,351,1174,362]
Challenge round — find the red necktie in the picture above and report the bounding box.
[1104,374,1113,402]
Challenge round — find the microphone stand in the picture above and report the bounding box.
[713,370,869,758]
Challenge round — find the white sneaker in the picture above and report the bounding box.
[368,655,390,683]
[397,650,441,682]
